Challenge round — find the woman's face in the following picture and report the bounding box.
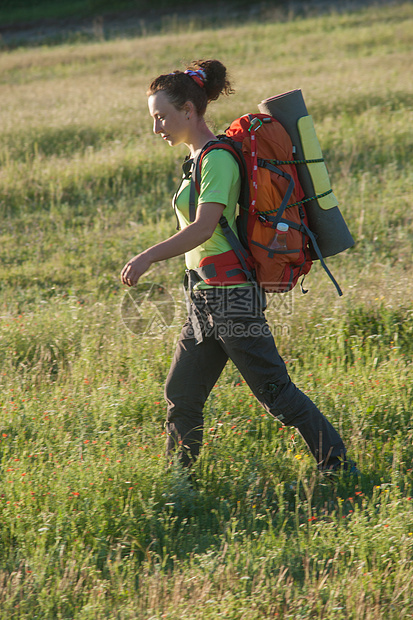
[148,90,190,147]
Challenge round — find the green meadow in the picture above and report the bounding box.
[1,2,413,618]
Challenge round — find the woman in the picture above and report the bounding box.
[121,59,357,476]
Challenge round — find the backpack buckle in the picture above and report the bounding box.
[248,117,263,132]
[258,213,273,227]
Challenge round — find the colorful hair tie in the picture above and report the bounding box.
[184,69,206,88]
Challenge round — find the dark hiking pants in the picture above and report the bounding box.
[165,285,346,470]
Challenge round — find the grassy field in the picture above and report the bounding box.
[1,2,413,618]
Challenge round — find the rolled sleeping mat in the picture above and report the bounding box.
[258,90,354,259]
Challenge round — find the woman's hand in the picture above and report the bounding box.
[121,252,152,287]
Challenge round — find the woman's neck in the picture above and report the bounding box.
[187,120,217,158]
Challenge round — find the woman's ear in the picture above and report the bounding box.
[183,100,195,119]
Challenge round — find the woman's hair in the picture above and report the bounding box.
[147,59,233,116]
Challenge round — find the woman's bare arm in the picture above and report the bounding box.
[120,202,225,286]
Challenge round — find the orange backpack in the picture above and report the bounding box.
[189,113,342,295]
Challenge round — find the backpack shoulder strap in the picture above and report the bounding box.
[188,138,248,222]
[188,138,256,284]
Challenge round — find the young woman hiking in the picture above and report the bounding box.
[121,59,358,476]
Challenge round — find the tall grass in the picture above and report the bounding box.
[1,3,413,618]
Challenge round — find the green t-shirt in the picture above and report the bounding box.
[174,148,242,282]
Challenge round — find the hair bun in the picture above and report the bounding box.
[186,59,233,102]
